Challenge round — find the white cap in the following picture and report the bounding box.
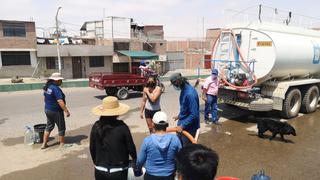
[48,72,64,81]
[152,111,168,124]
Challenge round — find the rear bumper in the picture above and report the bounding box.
[219,88,274,111]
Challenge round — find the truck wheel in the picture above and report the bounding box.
[282,88,301,119]
[160,83,165,93]
[300,85,319,113]
[105,88,117,96]
[117,88,129,100]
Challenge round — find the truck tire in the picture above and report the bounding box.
[105,87,117,96]
[281,88,301,119]
[300,85,319,113]
[117,88,129,100]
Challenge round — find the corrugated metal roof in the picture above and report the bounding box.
[37,45,113,57]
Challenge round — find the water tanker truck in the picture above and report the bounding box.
[212,22,320,118]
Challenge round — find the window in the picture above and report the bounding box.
[89,56,104,67]
[114,42,130,51]
[1,51,30,66]
[143,43,156,53]
[3,23,26,37]
[113,63,129,72]
[46,57,64,69]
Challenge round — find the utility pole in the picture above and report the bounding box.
[111,16,114,39]
[55,7,62,73]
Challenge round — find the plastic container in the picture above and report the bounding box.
[24,126,34,145]
[33,124,46,143]
[251,170,271,180]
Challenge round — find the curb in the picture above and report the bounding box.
[0,75,210,92]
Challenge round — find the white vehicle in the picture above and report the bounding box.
[212,21,320,118]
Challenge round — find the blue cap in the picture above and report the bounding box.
[140,60,145,66]
[212,69,218,75]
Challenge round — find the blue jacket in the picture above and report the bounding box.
[44,84,65,112]
[137,134,182,176]
[178,83,200,133]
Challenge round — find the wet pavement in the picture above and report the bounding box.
[1,85,320,180]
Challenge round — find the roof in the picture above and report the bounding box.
[117,50,158,60]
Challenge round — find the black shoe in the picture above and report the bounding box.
[212,121,221,125]
[204,119,209,124]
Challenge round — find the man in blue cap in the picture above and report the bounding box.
[203,69,220,125]
[169,72,200,146]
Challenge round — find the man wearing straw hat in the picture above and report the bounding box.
[90,96,137,180]
[42,72,70,149]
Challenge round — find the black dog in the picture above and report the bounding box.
[257,118,296,142]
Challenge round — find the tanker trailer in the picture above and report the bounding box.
[212,22,320,118]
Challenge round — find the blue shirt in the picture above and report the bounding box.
[44,84,65,112]
[137,134,182,176]
[178,83,200,133]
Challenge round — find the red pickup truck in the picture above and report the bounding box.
[89,72,149,100]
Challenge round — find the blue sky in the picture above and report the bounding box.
[1,0,319,39]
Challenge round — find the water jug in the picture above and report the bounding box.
[251,170,271,180]
[24,126,34,146]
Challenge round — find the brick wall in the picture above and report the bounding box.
[0,21,36,49]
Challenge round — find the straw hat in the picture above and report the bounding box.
[48,72,64,80]
[91,96,130,116]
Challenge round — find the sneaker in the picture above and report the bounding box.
[204,119,209,124]
[212,121,221,125]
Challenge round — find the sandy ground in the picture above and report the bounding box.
[1,81,320,179]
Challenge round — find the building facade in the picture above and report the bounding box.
[36,44,113,79]
[81,17,167,74]
[0,20,37,78]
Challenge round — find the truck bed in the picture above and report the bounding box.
[89,72,148,90]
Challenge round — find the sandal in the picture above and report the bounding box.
[41,144,49,149]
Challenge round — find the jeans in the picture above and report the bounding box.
[144,172,175,180]
[204,94,218,122]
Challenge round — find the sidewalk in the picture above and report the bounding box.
[0,69,211,92]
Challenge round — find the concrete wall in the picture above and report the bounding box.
[84,56,112,76]
[37,57,73,79]
[166,51,185,71]
[0,21,36,49]
[37,56,112,79]
[0,51,37,78]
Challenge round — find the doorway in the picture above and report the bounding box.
[72,57,82,78]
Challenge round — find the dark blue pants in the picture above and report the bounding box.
[204,94,218,122]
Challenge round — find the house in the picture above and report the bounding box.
[36,38,113,79]
[80,17,167,74]
[0,20,37,78]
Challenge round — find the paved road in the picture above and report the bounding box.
[0,84,320,180]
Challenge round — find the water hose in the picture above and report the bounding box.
[210,29,258,89]
[166,127,197,144]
